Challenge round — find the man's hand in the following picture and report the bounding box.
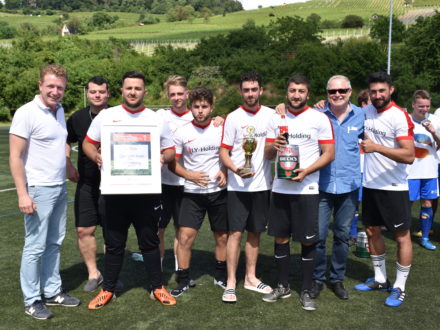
[213,116,224,127]
[234,167,255,178]
[360,132,377,153]
[214,170,227,187]
[291,168,308,182]
[422,120,436,135]
[67,162,80,182]
[275,103,286,115]
[188,171,210,187]
[18,193,37,215]
[314,100,326,109]
[273,133,288,152]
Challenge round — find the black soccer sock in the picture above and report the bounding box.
[176,268,190,286]
[141,247,163,290]
[215,260,227,281]
[275,243,290,287]
[301,243,316,292]
[103,252,124,292]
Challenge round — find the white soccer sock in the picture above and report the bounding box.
[393,262,411,291]
[371,254,387,283]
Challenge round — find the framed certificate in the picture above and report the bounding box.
[100,123,161,194]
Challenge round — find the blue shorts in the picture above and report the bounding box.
[408,178,438,201]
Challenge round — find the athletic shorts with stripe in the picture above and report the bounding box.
[179,190,228,232]
[158,184,184,229]
[268,193,319,243]
[227,190,270,233]
[362,187,411,231]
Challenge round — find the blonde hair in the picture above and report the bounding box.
[164,75,187,92]
[40,64,68,82]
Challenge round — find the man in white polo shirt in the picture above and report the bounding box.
[9,64,80,320]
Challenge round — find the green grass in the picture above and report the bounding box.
[1,125,440,328]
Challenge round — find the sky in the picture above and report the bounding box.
[238,0,311,10]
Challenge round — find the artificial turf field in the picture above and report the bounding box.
[0,124,439,329]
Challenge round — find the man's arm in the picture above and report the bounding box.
[219,147,254,178]
[82,139,102,167]
[168,156,210,187]
[161,148,175,166]
[292,142,335,183]
[423,121,440,150]
[66,143,79,182]
[361,133,414,164]
[9,134,36,214]
[264,134,287,160]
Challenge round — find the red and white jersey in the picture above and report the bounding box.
[86,104,174,150]
[408,113,440,179]
[221,105,274,192]
[266,107,335,194]
[174,120,224,193]
[363,102,414,190]
[157,108,193,186]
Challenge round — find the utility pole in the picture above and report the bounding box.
[387,0,393,75]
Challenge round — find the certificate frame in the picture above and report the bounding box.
[100,123,161,194]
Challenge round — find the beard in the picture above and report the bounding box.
[372,94,392,110]
[124,98,143,109]
[288,98,308,110]
[243,96,259,108]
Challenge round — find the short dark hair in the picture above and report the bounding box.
[286,74,310,90]
[189,87,213,106]
[87,76,109,90]
[121,71,146,86]
[240,72,262,88]
[357,89,369,107]
[413,89,431,103]
[366,72,392,87]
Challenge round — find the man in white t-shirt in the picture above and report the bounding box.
[219,72,274,303]
[355,72,415,308]
[83,71,176,309]
[407,90,440,250]
[168,87,228,297]
[263,75,335,311]
[9,64,80,320]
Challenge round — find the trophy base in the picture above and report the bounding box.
[239,167,253,175]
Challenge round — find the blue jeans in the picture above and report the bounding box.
[313,190,358,284]
[20,184,67,306]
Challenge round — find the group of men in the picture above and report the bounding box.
[10,63,432,320]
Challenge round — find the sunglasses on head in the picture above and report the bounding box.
[327,88,350,95]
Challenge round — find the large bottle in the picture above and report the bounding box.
[276,114,299,179]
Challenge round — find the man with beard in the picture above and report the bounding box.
[84,71,176,309]
[310,75,364,301]
[263,74,334,311]
[219,72,274,303]
[168,87,228,297]
[355,72,415,308]
[66,76,110,292]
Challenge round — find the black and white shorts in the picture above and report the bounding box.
[362,188,412,231]
[179,190,228,232]
[227,190,270,233]
[74,182,101,228]
[158,184,184,229]
[268,192,319,243]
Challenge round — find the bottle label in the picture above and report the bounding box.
[276,144,299,179]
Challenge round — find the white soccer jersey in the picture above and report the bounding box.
[86,104,174,150]
[221,105,274,192]
[174,120,224,193]
[266,107,335,194]
[363,102,414,190]
[407,113,440,179]
[156,108,193,185]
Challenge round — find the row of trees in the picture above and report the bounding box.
[0,13,439,121]
[2,0,243,14]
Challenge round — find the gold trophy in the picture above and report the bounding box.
[240,127,257,174]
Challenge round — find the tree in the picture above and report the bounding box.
[306,13,321,28]
[0,22,17,39]
[370,15,406,44]
[341,15,364,28]
[89,12,119,28]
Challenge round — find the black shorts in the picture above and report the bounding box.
[362,188,412,231]
[268,193,319,243]
[74,182,101,228]
[158,184,184,229]
[227,190,270,233]
[179,190,228,232]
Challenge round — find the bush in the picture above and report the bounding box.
[0,21,17,39]
[46,10,54,16]
[321,19,340,29]
[341,15,364,28]
[0,107,11,122]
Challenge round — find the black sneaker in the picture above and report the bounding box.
[170,282,189,297]
[309,281,324,299]
[300,290,316,311]
[214,278,227,289]
[328,281,348,299]
[44,290,80,307]
[262,284,291,302]
[25,300,53,320]
[188,279,196,288]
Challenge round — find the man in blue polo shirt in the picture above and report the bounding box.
[310,75,364,300]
